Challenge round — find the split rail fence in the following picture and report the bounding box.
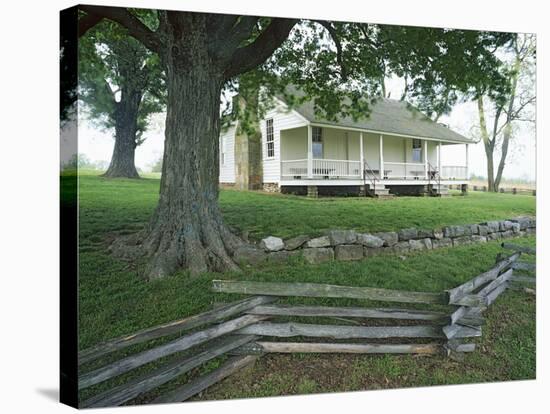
[78,243,535,407]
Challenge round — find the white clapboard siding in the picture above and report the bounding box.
[219,124,236,183]
[261,102,308,183]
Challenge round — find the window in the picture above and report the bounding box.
[412,138,422,162]
[312,126,323,158]
[266,118,274,158]
[220,136,226,165]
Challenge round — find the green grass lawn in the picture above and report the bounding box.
[77,171,535,241]
[74,172,536,404]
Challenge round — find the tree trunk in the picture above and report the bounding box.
[477,39,524,193]
[494,125,511,191]
[485,146,496,192]
[494,50,521,191]
[103,13,296,279]
[477,96,496,192]
[102,91,142,179]
[137,40,243,279]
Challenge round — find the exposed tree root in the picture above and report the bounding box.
[109,218,245,280]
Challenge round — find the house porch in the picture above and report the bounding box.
[279,125,469,187]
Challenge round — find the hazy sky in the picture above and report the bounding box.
[78,78,536,181]
[443,101,535,181]
[385,76,536,181]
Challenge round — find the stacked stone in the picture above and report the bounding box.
[233,216,535,265]
[262,183,280,193]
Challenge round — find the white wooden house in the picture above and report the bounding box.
[220,92,473,197]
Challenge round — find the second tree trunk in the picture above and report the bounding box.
[103,90,142,178]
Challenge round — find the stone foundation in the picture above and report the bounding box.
[307,185,318,198]
[388,185,428,196]
[263,183,280,193]
[282,185,367,197]
[280,186,308,196]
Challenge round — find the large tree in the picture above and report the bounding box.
[475,34,535,191]
[79,17,165,178]
[75,6,511,279]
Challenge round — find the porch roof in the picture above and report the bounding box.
[279,90,475,144]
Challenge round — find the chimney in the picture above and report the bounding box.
[233,94,263,190]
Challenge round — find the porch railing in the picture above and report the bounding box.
[281,159,361,179]
[281,159,468,181]
[441,166,468,180]
[383,162,426,180]
[312,159,361,178]
[281,159,308,178]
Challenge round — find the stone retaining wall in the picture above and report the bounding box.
[233,217,536,266]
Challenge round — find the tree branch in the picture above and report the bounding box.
[214,15,240,35]
[211,16,261,62]
[157,10,168,38]
[314,20,348,81]
[506,95,536,120]
[400,75,409,101]
[79,5,162,53]
[78,12,103,38]
[513,117,535,123]
[493,118,508,140]
[477,95,492,147]
[225,16,261,50]
[491,105,503,143]
[223,18,298,79]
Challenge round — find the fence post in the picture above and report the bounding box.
[512,188,517,195]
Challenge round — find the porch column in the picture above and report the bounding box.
[307,124,313,179]
[424,140,428,179]
[465,144,469,179]
[379,134,384,179]
[359,132,364,179]
[437,142,442,177]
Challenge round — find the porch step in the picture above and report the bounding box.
[366,184,394,198]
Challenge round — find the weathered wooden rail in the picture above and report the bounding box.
[78,295,276,365]
[80,335,258,408]
[78,246,533,407]
[232,341,442,355]
[212,280,449,304]
[502,242,536,287]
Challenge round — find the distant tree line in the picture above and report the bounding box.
[62,153,106,171]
